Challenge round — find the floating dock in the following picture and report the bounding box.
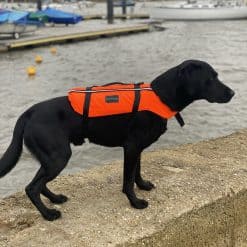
[83,13,149,20]
[0,24,150,52]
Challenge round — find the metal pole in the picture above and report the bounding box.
[122,0,126,15]
[37,0,42,11]
[107,0,114,24]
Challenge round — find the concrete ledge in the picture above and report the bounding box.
[0,130,246,246]
[123,190,247,247]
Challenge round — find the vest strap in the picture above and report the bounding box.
[82,87,92,120]
[175,113,185,127]
[132,83,141,113]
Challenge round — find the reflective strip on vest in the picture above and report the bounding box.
[67,83,177,119]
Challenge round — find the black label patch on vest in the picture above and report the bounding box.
[105,95,119,103]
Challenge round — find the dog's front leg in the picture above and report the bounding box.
[135,155,155,191]
[122,144,148,209]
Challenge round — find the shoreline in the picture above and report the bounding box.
[0,129,246,246]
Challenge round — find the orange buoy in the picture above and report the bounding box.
[50,47,57,54]
[35,55,43,64]
[27,66,36,76]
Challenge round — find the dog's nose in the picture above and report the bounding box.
[228,89,235,98]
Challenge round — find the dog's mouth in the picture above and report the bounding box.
[207,88,235,104]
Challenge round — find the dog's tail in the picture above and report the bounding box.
[0,111,29,178]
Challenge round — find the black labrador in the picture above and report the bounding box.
[0,60,234,221]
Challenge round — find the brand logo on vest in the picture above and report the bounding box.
[105,95,119,103]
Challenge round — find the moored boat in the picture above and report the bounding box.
[0,22,37,39]
[150,1,247,21]
[0,10,38,39]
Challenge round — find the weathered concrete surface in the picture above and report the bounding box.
[0,129,246,246]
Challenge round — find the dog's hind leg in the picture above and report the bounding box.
[122,143,148,209]
[24,129,71,220]
[135,156,155,191]
[42,184,68,204]
[25,167,60,220]
[25,154,71,220]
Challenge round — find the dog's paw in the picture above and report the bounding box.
[131,199,148,209]
[136,180,155,191]
[43,209,62,221]
[50,194,68,204]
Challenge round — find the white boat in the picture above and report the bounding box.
[0,22,37,39]
[150,1,247,21]
[0,10,38,39]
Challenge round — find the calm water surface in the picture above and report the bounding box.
[0,20,246,197]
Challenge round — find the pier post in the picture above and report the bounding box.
[122,0,127,15]
[37,0,42,11]
[107,0,114,24]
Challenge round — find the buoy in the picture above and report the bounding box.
[27,66,36,76]
[35,55,43,64]
[50,47,57,54]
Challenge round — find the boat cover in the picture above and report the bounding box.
[0,10,28,24]
[0,9,10,14]
[28,12,49,23]
[33,7,82,24]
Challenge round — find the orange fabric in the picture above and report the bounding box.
[68,83,177,119]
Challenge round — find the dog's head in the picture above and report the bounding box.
[151,60,235,111]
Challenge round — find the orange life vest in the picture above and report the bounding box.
[68,83,181,123]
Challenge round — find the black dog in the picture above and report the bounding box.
[0,60,234,221]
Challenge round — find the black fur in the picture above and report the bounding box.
[0,60,234,221]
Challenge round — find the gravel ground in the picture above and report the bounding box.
[0,129,246,246]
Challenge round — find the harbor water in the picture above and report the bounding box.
[0,19,246,197]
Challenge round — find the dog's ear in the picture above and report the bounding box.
[177,60,203,97]
[178,60,202,78]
